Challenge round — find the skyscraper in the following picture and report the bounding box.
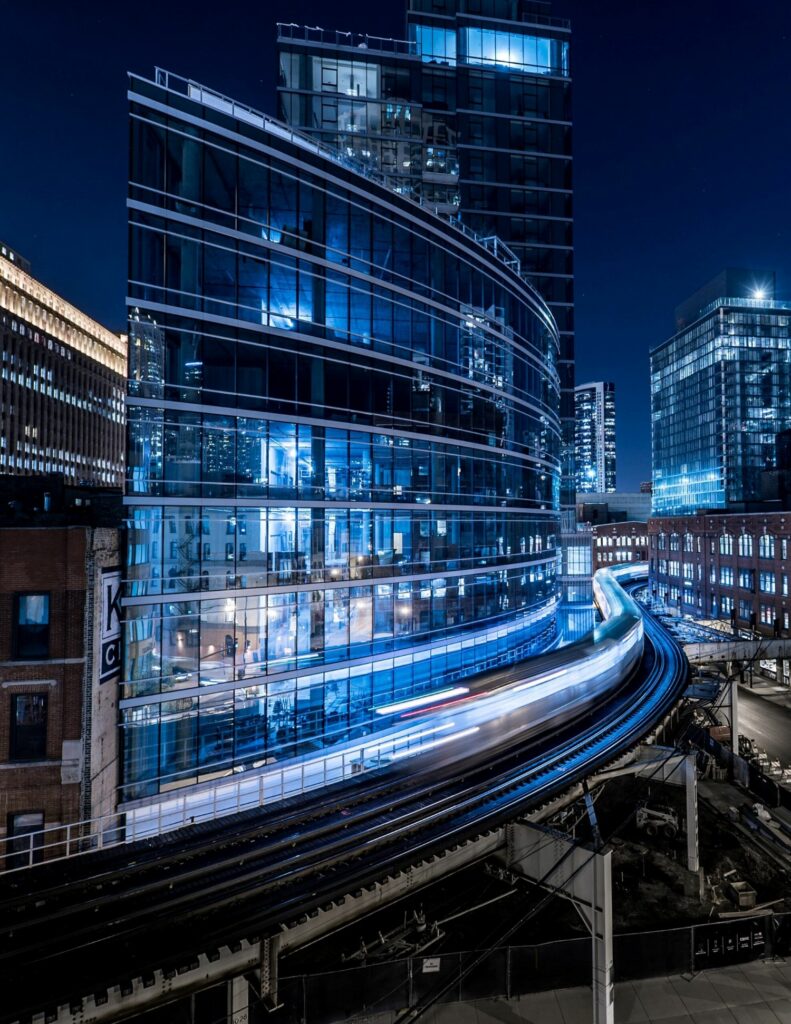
[651,269,791,515]
[122,69,561,800]
[0,242,126,487]
[575,381,616,494]
[277,0,574,502]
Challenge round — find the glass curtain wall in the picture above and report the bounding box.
[123,70,561,799]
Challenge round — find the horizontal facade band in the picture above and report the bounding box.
[126,394,562,472]
[122,552,558,607]
[119,594,557,708]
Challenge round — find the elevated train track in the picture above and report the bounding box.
[1,567,688,1023]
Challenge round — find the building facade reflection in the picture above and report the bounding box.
[122,70,561,799]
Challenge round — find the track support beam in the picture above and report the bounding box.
[498,821,614,1024]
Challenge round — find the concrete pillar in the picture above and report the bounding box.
[591,849,614,1024]
[500,823,614,1024]
[228,976,250,1024]
[683,754,699,873]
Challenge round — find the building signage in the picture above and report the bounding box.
[422,958,441,973]
[100,568,122,683]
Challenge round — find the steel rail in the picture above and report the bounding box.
[1,584,687,1022]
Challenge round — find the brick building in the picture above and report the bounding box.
[0,479,121,865]
[592,521,649,572]
[0,241,126,486]
[649,511,791,636]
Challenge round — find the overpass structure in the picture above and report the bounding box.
[0,567,690,1024]
[685,636,791,666]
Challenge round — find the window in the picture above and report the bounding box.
[760,604,775,626]
[719,534,733,556]
[412,24,457,65]
[739,569,755,591]
[738,599,752,621]
[738,534,753,558]
[458,26,568,76]
[14,593,50,659]
[719,566,734,587]
[683,533,693,553]
[10,694,48,760]
[781,538,788,560]
[759,571,776,594]
[759,534,775,559]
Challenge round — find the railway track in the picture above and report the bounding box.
[1,578,688,1021]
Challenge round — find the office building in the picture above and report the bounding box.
[651,269,791,515]
[0,477,122,866]
[277,0,575,503]
[649,512,791,653]
[574,381,615,494]
[576,490,651,525]
[0,242,126,487]
[123,69,561,800]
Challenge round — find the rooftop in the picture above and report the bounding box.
[0,475,122,529]
[140,69,548,314]
[0,248,126,371]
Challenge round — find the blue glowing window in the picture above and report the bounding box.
[459,27,568,76]
[411,24,457,66]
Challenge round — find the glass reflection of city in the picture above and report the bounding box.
[122,70,561,800]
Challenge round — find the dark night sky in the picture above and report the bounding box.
[2,1,789,489]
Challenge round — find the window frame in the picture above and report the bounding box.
[13,592,51,660]
[9,692,49,761]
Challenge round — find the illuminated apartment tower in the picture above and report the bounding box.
[0,243,126,486]
[651,269,791,515]
[575,381,616,494]
[277,0,574,503]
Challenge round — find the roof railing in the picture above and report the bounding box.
[276,23,417,55]
[699,295,791,318]
[145,68,541,300]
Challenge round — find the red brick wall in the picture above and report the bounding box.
[0,527,87,841]
[649,511,791,634]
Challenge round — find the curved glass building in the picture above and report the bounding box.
[122,69,561,800]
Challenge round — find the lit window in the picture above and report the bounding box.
[14,593,50,659]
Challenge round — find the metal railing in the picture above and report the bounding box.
[699,295,791,318]
[144,69,536,295]
[276,23,417,56]
[0,720,470,873]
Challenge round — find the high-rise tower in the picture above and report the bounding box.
[651,269,791,515]
[277,0,574,502]
[575,381,616,494]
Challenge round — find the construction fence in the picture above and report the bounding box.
[272,912,790,1023]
